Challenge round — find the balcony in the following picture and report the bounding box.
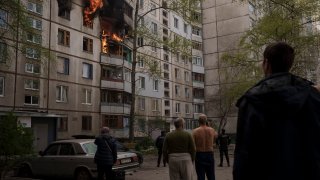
[101,79,124,89]
[192,81,204,88]
[101,54,123,66]
[101,103,131,114]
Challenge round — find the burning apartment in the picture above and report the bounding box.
[0,0,206,148]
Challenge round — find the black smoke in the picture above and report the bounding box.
[100,0,125,31]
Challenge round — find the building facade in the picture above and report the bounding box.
[0,0,205,150]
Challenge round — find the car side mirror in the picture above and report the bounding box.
[39,151,44,156]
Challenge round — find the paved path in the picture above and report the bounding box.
[127,151,233,180]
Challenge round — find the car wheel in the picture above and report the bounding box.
[18,165,32,178]
[75,169,91,180]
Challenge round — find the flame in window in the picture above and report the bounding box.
[83,0,103,26]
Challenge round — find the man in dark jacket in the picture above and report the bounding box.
[95,127,117,180]
[217,129,230,167]
[234,42,320,180]
[155,130,166,167]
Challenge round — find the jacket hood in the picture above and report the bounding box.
[237,73,314,112]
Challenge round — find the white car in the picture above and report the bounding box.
[17,139,140,180]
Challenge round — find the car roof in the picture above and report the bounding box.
[53,139,94,144]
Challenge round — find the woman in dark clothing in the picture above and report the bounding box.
[94,127,117,180]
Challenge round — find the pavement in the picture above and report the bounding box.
[127,150,233,180]
[5,149,233,180]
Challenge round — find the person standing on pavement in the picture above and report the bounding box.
[94,127,117,180]
[163,117,196,180]
[155,130,166,167]
[217,129,231,167]
[192,114,218,180]
[234,42,320,180]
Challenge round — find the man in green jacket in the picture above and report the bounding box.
[163,118,196,180]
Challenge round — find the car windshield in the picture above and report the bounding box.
[82,142,97,155]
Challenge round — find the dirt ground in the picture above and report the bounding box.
[127,152,233,180]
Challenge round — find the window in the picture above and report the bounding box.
[152,99,159,111]
[27,33,41,44]
[124,68,131,82]
[82,116,92,131]
[83,37,93,52]
[151,42,157,52]
[139,0,144,9]
[192,72,205,82]
[175,68,180,79]
[151,22,158,34]
[164,91,170,98]
[194,104,204,113]
[164,100,170,106]
[184,23,188,33]
[184,71,190,82]
[192,41,202,50]
[57,117,68,131]
[175,103,180,113]
[28,17,42,30]
[182,55,188,65]
[191,11,201,22]
[59,144,74,155]
[57,57,69,75]
[164,81,169,89]
[103,115,123,129]
[138,56,144,68]
[139,98,145,110]
[192,56,203,66]
[0,77,4,96]
[139,76,145,89]
[185,104,190,114]
[150,3,156,16]
[185,88,190,98]
[27,2,43,14]
[153,79,159,91]
[26,48,40,59]
[56,85,68,102]
[82,89,92,105]
[82,63,93,79]
[163,63,169,70]
[193,88,204,99]
[192,26,202,36]
[24,95,39,105]
[164,72,169,79]
[137,37,143,46]
[0,43,7,63]
[165,109,170,116]
[0,10,8,29]
[124,2,133,19]
[58,29,70,46]
[163,10,167,18]
[175,85,180,96]
[164,54,169,61]
[25,63,40,74]
[44,144,59,155]
[174,17,179,28]
[58,3,70,19]
[24,79,39,90]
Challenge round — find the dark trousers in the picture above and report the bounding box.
[97,164,113,180]
[195,152,215,180]
[219,149,230,166]
[157,148,166,166]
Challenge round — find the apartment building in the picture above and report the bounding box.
[202,0,254,133]
[0,0,205,149]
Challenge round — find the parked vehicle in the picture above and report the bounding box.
[115,140,144,164]
[16,139,140,180]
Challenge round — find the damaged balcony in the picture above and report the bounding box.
[101,90,132,114]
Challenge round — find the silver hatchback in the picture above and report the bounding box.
[17,139,140,180]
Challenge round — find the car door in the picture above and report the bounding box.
[56,143,76,178]
[31,143,60,177]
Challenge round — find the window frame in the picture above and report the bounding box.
[24,95,39,105]
[25,63,40,74]
[24,79,40,91]
[56,85,68,103]
[57,57,70,75]
[57,117,68,131]
[82,88,92,105]
[0,9,8,29]
[153,79,159,91]
[82,63,93,79]
[58,28,70,46]
[0,76,4,97]
[83,37,93,53]
[82,116,92,131]
[27,2,43,15]
[139,76,145,89]
[175,103,180,113]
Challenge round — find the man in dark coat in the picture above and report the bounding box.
[95,127,117,180]
[155,130,166,167]
[234,42,320,180]
[217,129,230,167]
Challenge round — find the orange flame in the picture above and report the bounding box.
[83,0,103,26]
[111,34,123,42]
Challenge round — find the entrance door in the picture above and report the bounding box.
[33,124,48,152]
